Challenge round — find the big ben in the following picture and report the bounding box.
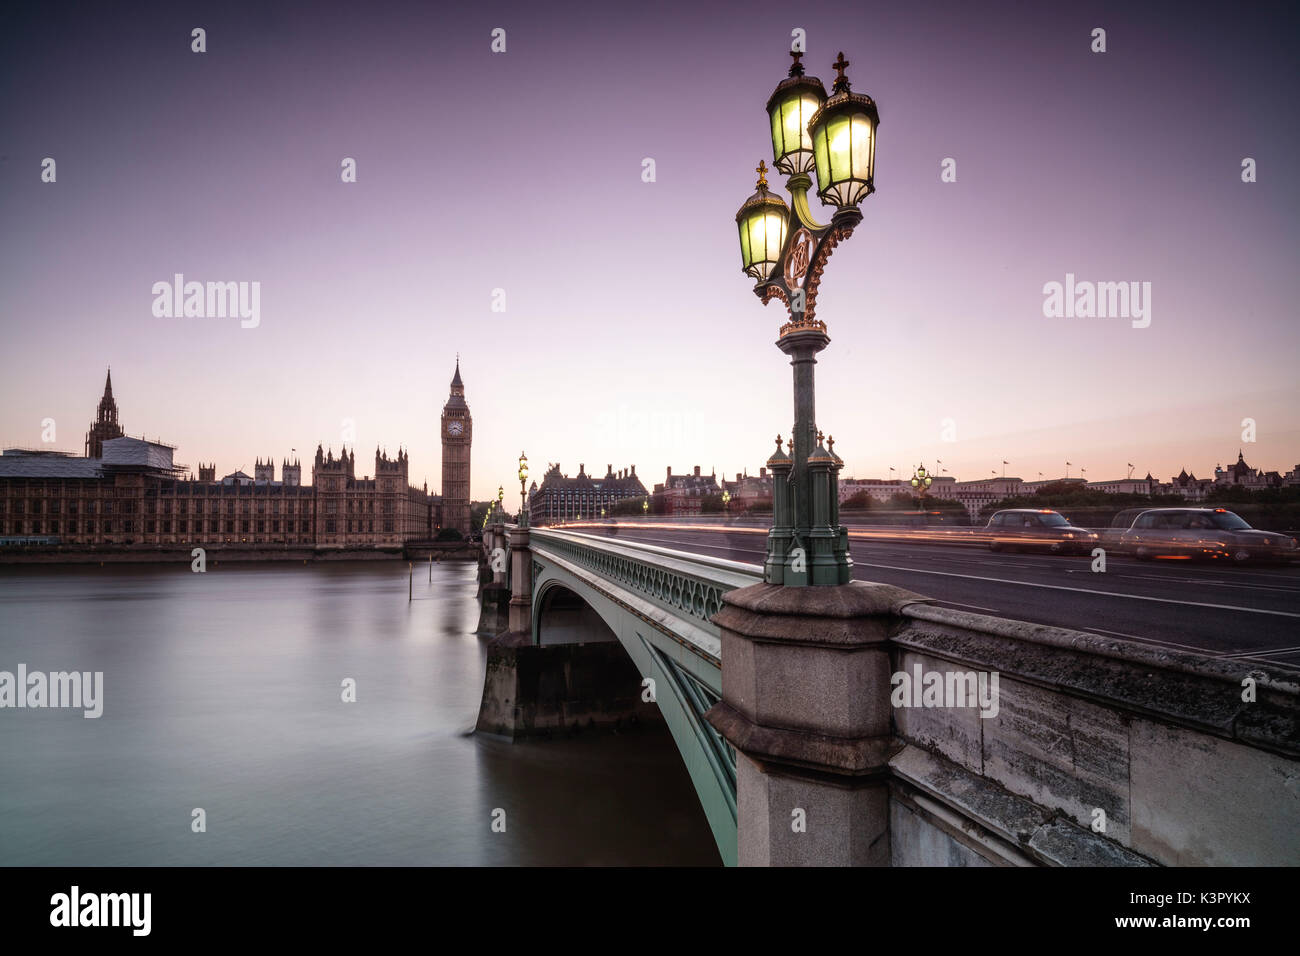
[440,359,472,534]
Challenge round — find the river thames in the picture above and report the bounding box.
[0,560,718,865]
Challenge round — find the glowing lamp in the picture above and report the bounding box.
[766,51,827,175]
[807,52,879,208]
[736,160,789,280]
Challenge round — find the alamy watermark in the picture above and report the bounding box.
[152,274,260,328]
[1042,273,1150,329]
[891,664,999,718]
[0,664,103,718]
[50,886,150,936]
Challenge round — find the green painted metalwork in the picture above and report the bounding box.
[529,529,758,657]
[527,528,762,865]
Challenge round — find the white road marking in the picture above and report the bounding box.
[1063,570,1300,593]
[852,561,1300,619]
[1219,650,1300,666]
[931,599,1003,614]
[1078,627,1221,655]
[1219,644,1300,659]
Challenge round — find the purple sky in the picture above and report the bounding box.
[2,0,1297,497]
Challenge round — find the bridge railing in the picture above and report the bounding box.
[527,528,763,663]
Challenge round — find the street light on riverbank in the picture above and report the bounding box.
[517,452,528,525]
[735,50,878,586]
[911,464,933,511]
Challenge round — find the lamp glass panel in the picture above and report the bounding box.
[812,121,831,194]
[738,218,753,271]
[773,93,821,171]
[850,114,874,182]
[765,213,787,268]
[827,114,852,194]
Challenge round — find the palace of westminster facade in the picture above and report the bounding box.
[0,365,473,549]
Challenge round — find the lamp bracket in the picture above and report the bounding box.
[752,178,863,338]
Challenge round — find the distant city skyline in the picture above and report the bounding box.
[11,365,1296,498]
[2,0,1296,499]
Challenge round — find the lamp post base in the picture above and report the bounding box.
[765,329,852,587]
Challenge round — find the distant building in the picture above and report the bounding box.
[948,477,1025,519]
[1158,468,1214,501]
[1213,450,1282,491]
[722,468,773,510]
[84,369,124,458]
[439,360,472,535]
[1019,477,1086,495]
[529,463,647,524]
[311,445,430,547]
[1085,476,1154,495]
[838,478,904,505]
[656,466,721,516]
[0,369,444,549]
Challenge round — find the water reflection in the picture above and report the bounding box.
[0,561,719,866]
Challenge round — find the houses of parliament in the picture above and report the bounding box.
[0,364,473,549]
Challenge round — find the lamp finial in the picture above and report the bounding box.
[831,51,851,94]
[755,159,769,189]
[789,49,805,77]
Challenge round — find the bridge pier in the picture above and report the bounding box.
[475,524,660,739]
[475,524,511,634]
[706,581,922,866]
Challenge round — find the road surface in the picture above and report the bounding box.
[573,523,1300,669]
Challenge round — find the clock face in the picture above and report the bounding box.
[448,421,463,436]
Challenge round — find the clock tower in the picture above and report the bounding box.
[440,358,472,535]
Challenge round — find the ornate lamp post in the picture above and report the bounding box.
[910,463,933,509]
[736,50,878,587]
[642,497,649,515]
[517,452,528,526]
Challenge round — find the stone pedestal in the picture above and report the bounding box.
[489,525,508,587]
[705,580,922,866]
[507,526,532,636]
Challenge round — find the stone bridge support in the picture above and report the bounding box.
[706,581,921,867]
[475,524,659,739]
[475,523,512,635]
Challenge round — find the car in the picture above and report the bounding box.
[1118,507,1299,563]
[984,509,1099,554]
[1110,508,1151,531]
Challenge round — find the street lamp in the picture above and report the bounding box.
[517,452,528,525]
[642,498,649,515]
[910,463,933,510]
[808,53,879,208]
[735,49,878,587]
[736,162,788,281]
[767,50,825,175]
